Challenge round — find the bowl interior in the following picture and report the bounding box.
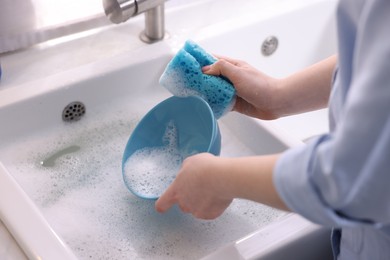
[123,96,219,160]
[122,96,220,199]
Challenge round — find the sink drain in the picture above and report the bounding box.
[261,36,278,56]
[62,101,86,122]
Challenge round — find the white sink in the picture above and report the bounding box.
[0,42,300,259]
[0,0,337,259]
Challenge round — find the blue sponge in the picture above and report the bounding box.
[159,40,236,119]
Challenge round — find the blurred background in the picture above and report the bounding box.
[0,0,202,53]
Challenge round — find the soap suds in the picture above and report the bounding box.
[0,96,285,260]
[123,120,182,198]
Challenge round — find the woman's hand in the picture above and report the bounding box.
[155,153,289,219]
[203,56,281,120]
[203,55,336,119]
[155,153,234,220]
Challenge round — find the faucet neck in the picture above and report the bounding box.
[103,0,166,43]
[140,4,165,43]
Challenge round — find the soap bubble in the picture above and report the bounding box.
[0,96,286,259]
[123,120,183,198]
[159,41,236,119]
[123,145,182,198]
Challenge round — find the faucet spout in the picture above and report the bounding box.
[103,0,165,43]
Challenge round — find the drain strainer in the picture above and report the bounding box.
[62,101,86,122]
[261,36,278,56]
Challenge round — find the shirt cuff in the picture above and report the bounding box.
[273,137,359,227]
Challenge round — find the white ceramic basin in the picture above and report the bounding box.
[0,43,301,259]
[0,0,337,259]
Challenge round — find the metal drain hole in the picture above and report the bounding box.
[62,101,86,122]
[261,36,278,56]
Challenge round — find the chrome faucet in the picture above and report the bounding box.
[103,0,165,43]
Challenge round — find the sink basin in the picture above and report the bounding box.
[0,42,301,260]
[0,0,337,259]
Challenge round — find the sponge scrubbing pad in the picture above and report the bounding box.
[159,40,236,119]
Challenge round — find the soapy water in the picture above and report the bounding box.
[0,97,286,259]
[124,120,185,198]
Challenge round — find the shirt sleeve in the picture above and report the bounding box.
[273,0,390,228]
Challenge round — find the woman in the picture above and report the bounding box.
[156,0,390,258]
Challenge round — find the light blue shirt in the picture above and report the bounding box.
[274,0,390,259]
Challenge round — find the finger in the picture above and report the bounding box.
[202,59,238,78]
[155,186,177,213]
[213,54,243,66]
[178,203,191,213]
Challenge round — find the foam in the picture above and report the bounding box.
[159,40,236,119]
[0,96,286,259]
[123,120,182,198]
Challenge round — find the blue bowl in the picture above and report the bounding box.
[122,96,221,199]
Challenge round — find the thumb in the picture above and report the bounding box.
[202,59,238,79]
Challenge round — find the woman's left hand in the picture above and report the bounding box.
[155,153,233,220]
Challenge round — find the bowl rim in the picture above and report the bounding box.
[122,95,219,200]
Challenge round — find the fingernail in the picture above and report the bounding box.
[202,65,211,72]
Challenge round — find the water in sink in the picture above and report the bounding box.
[0,96,286,259]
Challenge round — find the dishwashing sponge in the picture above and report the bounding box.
[159,40,236,119]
